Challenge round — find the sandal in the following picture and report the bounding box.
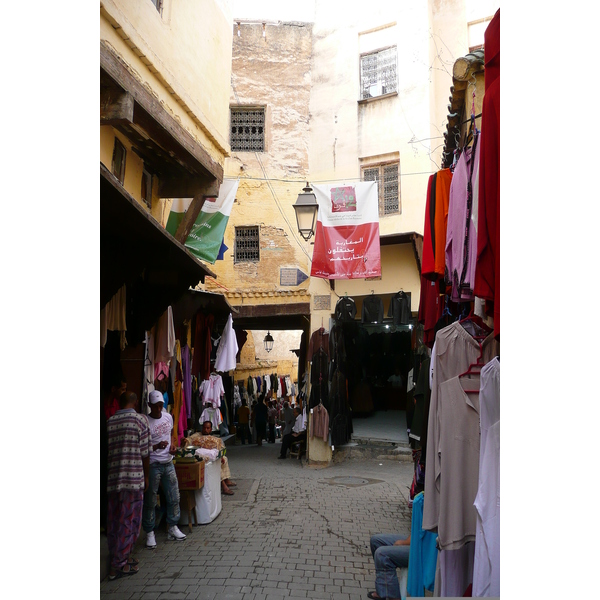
[367,592,384,599]
[127,557,139,566]
[222,489,234,495]
[108,564,139,580]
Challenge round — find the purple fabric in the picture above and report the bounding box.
[106,489,144,570]
[182,345,192,417]
[445,137,481,302]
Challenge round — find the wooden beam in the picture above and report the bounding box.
[100,88,134,125]
[173,179,221,244]
[100,40,223,183]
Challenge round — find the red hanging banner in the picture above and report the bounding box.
[310,182,381,280]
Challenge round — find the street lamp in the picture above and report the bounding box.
[293,183,318,241]
[263,331,274,353]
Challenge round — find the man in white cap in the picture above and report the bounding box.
[141,390,186,548]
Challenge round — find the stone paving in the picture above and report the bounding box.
[100,439,415,600]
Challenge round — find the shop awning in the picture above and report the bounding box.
[101,163,216,341]
[171,288,238,328]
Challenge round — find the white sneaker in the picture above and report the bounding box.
[167,525,186,541]
[146,530,156,548]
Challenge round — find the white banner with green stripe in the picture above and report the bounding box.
[166,179,239,264]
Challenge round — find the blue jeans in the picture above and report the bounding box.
[142,461,181,532]
[370,533,410,599]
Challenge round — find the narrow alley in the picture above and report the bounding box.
[100,441,414,600]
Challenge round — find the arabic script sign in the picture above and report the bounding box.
[310,182,381,280]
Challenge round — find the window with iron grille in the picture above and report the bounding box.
[230,108,265,152]
[235,226,260,262]
[360,47,397,100]
[362,162,400,216]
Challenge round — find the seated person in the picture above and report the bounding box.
[184,421,237,495]
[367,533,411,600]
[278,405,306,459]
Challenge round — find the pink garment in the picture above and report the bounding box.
[445,137,481,302]
[154,362,169,382]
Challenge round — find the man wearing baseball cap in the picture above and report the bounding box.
[141,390,186,548]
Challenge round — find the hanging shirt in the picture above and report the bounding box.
[200,406,223,431]
[433,168,453,279]
[388,291,411,325]
[407,492,438,597]
[437,375,481,550]
[472,357,500,597]
[214,313,239,372]
[334,297,357,322]
[445,136,481,302]
[474,8,500,339]
[199,373,225,408]
[307,328,330,361]
[181,345,192,418]
[421,173,437,279]
[361,295,384,323]
[154,306,175,363]
[422,321,499,533]
[310,404,329,442]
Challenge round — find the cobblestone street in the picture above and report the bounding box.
[100,440,414,600]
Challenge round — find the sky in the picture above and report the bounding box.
[232,0,500,23]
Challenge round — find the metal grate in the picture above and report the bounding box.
[362,162,400,216]
[235,226,260,262]
[230,108,265,152]
[383,164,399,214]
[360,47,397,100]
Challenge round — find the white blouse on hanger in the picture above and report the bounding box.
[199,373,225,408]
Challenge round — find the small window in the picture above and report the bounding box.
[141,167,153,208]
[468,17,493,52]
[150,0,163,15]
[360,47,397,100]
[362,162,400,216]
[111,138,126,185]
[235,226,260,262]
[230,108,265,152]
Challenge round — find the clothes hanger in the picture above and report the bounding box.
[458,343,483,393]
[459,308,492,341]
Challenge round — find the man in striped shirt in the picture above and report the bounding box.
[106,391,151,580]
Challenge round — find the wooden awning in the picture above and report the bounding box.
[101,163,217,342]
[100,40,222,198]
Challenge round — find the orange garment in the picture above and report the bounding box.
[434,168,453,278]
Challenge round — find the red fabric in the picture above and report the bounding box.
[474,9,500,339]
[418,274,444,348]
[421,174,436,279]
[311,221,381,279]
[104,396,120,421]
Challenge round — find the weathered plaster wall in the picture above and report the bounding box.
[100,0,234,166]
[209,22,314,299]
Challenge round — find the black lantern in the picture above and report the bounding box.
[263,331,274,353]
[293,182,318,241]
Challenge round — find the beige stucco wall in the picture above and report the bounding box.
[309,0,469,240]
[333,244,421,313]
[100,125,165,222]
[100,0,234,166]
